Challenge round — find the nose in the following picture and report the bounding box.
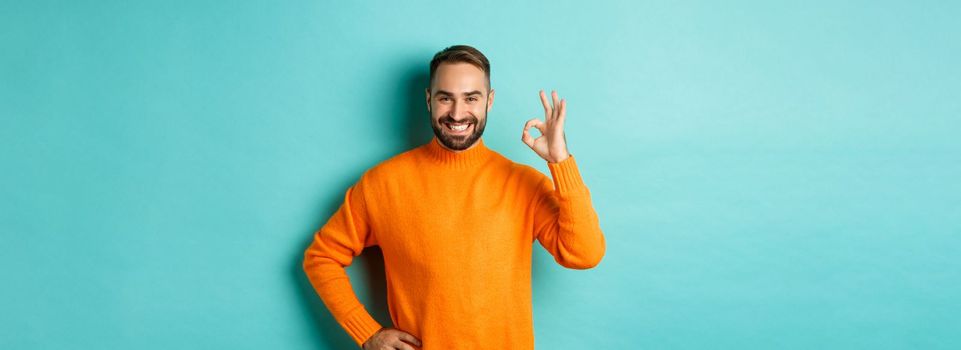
[450,100,467,121]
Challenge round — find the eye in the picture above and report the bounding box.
[468,96,479,102]
[439,96,450,102]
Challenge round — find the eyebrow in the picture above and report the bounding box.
[435,90,485,97]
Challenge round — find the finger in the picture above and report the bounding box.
[522,118,547,147]
[534,122,547,133]
[539,90,552,119]
[551,90,560,120]
[555,99,566,131]
[522,127,534,147]
[394,341,417,350]
[525,118,546,133]
[397,332,422,347]
[522,118,541,147]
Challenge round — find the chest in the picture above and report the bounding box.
[370,177,532,268]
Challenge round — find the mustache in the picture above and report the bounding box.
[438,116,478,125]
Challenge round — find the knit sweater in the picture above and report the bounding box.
[302,136,606,349]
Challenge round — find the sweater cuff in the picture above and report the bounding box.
[341,306,383,347]
[547,155,589,196]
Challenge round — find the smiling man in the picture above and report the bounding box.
[303,45,606,350]
[428,61,488,151]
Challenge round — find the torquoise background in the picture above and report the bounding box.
[2,1,959,349]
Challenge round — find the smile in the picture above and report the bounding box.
[444,122,473,134]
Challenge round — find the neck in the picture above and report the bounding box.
[423,136,493,169]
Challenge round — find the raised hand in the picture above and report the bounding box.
[522,90,570,163]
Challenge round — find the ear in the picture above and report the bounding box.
[425,88,431,111]
[487,88,495,112]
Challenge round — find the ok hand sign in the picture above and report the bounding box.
[522,90,570,163]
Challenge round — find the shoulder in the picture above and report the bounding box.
[491,152,553,192]
[510,162,548,184]
[359,145,422,184]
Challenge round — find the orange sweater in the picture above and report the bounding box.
[303,137,606,349]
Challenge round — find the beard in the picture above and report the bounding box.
[430,112,487,151]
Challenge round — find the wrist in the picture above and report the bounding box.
[362,327,384,349]
[547,152,570,163]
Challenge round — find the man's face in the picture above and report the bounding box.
[426,62,494,151]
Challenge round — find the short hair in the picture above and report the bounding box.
[428,45,491,90]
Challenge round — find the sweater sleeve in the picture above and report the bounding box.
[302,174,383,347]
[531,155,607,269]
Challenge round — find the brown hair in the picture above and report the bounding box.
[429,45,491,89]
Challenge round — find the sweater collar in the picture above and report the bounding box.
[423,136,494,169]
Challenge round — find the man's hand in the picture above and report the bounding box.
[522,90,570,163]
[362,327,422,350]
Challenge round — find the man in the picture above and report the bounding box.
[303,45,606,350]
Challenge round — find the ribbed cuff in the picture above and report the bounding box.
[547,155,589,196]
[341,306,384,347]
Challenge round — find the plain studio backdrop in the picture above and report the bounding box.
[2,1,959,349]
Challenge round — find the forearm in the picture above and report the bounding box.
[304,239,383,346]
[539,156,607,269]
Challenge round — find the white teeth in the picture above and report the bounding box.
[451,124,469,131]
